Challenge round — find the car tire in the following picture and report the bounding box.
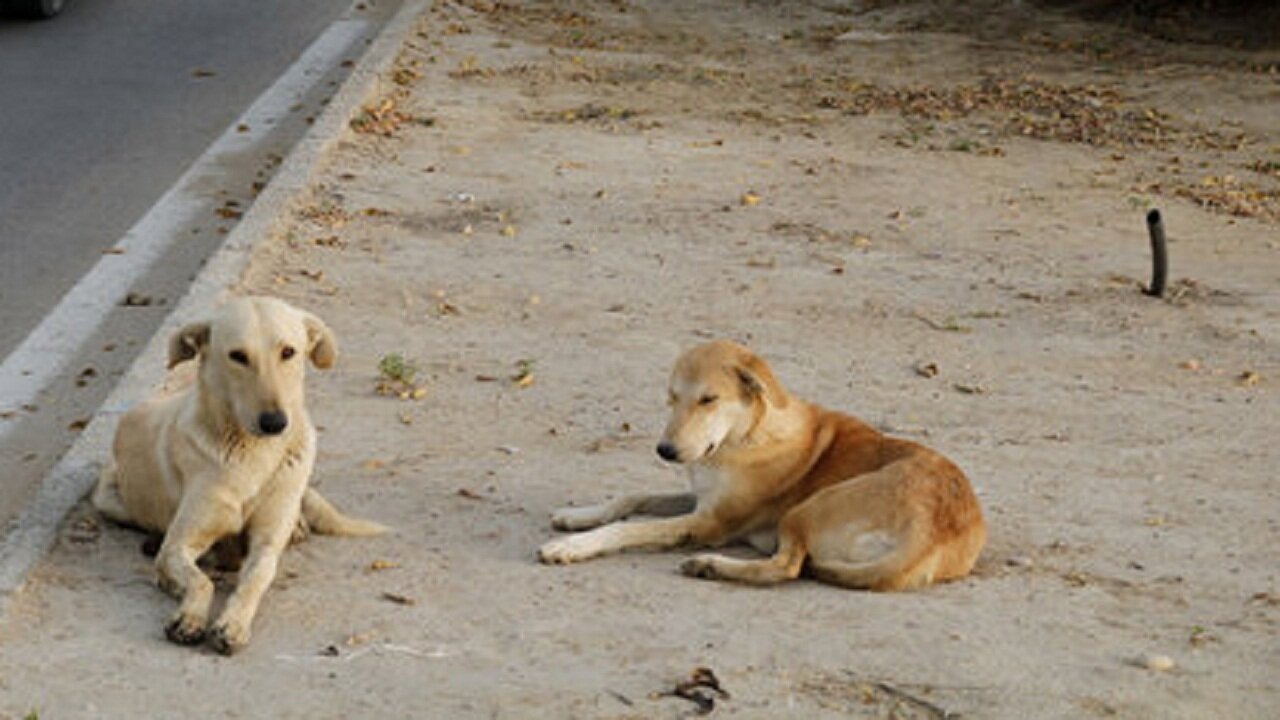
[6,0,66,19]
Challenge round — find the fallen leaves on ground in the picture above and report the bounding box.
[351,96,433,136]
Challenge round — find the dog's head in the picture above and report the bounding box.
[656,340,788,464]
[167,296,337,438]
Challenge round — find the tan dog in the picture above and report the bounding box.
[92,296,387,654]
[539,340,986,591]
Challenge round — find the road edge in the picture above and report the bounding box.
[0,0,430,614]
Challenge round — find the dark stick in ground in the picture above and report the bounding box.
[1145,209,1167,298]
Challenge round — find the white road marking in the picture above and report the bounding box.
[0,13,371,443]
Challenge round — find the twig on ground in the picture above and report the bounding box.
[876,681,958,719]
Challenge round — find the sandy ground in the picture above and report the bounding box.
[2,1,1278,717]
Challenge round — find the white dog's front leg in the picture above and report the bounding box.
[207,486,304,655]
[538,513,716,564]
[156,490,237,646]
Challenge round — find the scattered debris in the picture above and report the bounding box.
[1131,653,1175,672]
[657,666,729,715]
[376,353,428,399]
[512,358,536,388]
[533,103,643,125]
[380,591,417,606]
[1144,209,1167,298]
[298,199,350,228]
[277,643,449,664]
[1188,626,1217,647]
[915,362,940,379]
[369,559,400,572]
[605,689,633,707]
[875,681,958,719]
[75,366,98,388]
[65,516,101,545]
[351,96,431,136]
[913,313,971,333]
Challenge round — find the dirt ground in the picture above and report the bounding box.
[2,1,1277,717]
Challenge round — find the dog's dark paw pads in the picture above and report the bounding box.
[164,616,206,646]
[206,625,242,656]
[680,558,719,580]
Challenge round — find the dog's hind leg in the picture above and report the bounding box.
[551,492,695,531]
[91,460,133,525]
[808,549,937,592]
[805,521,935,592]
[680,531,807,586]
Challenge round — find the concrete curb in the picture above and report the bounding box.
[0,0,429,614]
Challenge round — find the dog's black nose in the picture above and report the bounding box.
[656,441,680,462]
[258,411,288,435]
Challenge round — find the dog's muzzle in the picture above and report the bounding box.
[656,441,680,463]
[257,411,288,436]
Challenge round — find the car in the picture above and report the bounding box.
[4,0,66,19]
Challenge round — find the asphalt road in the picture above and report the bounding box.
[0,0,400,528]
[0,0,365,354]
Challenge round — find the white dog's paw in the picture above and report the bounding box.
[680,554,723,580]
[551,505,607,531]
[207,618,250,656]
[164,611,208,646]
[538,534,597,565]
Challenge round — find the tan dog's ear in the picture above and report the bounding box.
[303,312,338,369]
[734,353,788,409]
[168,322,210,369]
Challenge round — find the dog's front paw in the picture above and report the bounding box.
[164,612,207,646]
[156,572,183,599]
[538,535,595,565]
[680,554,723,580]
[207,621,249,656]
[551,506,606,532]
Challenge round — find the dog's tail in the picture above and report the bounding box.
[301,487,389,537]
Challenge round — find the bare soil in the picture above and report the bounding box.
[2,1,1277,718]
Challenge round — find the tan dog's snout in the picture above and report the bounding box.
[656,440,681,463]
[659,341,783,464]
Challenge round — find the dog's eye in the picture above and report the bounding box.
[698,394,718,406]
[281,346,296,361]
[228,350,250,366]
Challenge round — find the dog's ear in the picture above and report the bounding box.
[302,312,338,369]
[167,322,210,369]
[734,353,788,409]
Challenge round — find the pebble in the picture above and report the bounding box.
[1006,555,1034,569]
[1134,653,1175,671]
